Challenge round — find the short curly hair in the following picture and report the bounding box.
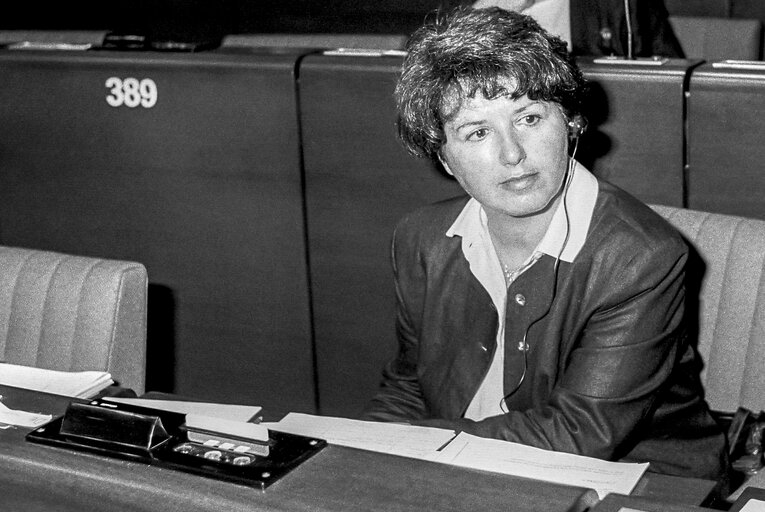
[395,7,586,160]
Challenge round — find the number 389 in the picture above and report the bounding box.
[105,77,158,108]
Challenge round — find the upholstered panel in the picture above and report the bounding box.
[576,58,693,208]
[0,49,314,413]
[0,30,108,45]
[222,33,407,49]
[299,54,464,416]
[669,16,762,60]
[686,63,765,221]
[651,205,765,413]
[0,246,147,394]
[665,0,729,18]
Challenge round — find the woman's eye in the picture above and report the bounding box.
[519,114,541,126]
[467,128,488,141]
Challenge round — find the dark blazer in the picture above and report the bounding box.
[364,181,726,480]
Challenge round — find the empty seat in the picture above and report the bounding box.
[0,246,148,394]
[686,62,765,220]
[669,16,762,60]
[650,205,765,414]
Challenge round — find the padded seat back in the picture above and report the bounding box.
[0,30,108,45]
[222,33,407,50]
[668,16,762,60]
[651,205,765,413]
[0,246,147,394]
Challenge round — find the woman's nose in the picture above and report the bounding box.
[498,129,525,166]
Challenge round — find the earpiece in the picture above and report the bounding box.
[567,115,587,141]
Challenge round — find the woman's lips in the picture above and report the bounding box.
[500,171,538,191]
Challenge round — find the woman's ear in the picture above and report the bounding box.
[437,152,454,176]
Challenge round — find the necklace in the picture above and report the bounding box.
[503,253,543,287]
[502,263,517,286]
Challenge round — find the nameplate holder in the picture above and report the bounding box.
[58,401,173,458]
[26,398,326,489]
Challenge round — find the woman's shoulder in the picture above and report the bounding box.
[583,181,688,265]
[395,194,471,234]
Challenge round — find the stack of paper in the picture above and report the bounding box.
[265,413,649,499]
[264,412,455,460]
[0,362,113,398]
[432,432,648,499]
[0,401,52,428]
[103,397,265,437]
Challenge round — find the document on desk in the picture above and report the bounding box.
[0,400,52,428]
[103,397,263,423]
[739,500,765,512]
[432,432,648,499]
[0,363,113,398]
[265,412,456,460]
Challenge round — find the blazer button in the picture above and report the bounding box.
[514,294,526,306]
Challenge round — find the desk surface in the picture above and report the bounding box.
[0,385,718,512]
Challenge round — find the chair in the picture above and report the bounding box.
[650,205,765,414]
[668,16,762,61]
[0,246,148,394]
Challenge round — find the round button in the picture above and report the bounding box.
[203,450,223,461]
[174,443,194,455]
[233,456,253,466]
[514,294,526,306]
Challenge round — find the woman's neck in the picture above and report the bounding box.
[485,197,559,271]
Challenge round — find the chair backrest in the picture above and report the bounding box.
[0,246,148,394]
[651,205,765,413]
[668,15,762,60]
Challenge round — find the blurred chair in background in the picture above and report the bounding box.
[668,15,762,60]
[652,205,765,500]
[650,205,765,416]
[0,246,148,394]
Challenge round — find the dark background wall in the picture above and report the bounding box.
[0,1,459,36]
[4,1,765,38]
[2,0,764,418]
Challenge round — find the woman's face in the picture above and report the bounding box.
[440,89,570,222]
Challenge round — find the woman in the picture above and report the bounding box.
[364,7,725,481]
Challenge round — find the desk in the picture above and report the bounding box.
[0,386,718,512]
[590,494,711,511]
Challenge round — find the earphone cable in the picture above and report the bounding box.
[499,148,577,413]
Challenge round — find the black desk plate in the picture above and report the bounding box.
[26,410,326,490]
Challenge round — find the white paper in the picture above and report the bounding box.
[185,414,269,442]
[103,397,262,423]
[432,432,648,499]
[740,500,765,512]
[0,363,113,398]
[0,400,52,428]
[264,412,456,460]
